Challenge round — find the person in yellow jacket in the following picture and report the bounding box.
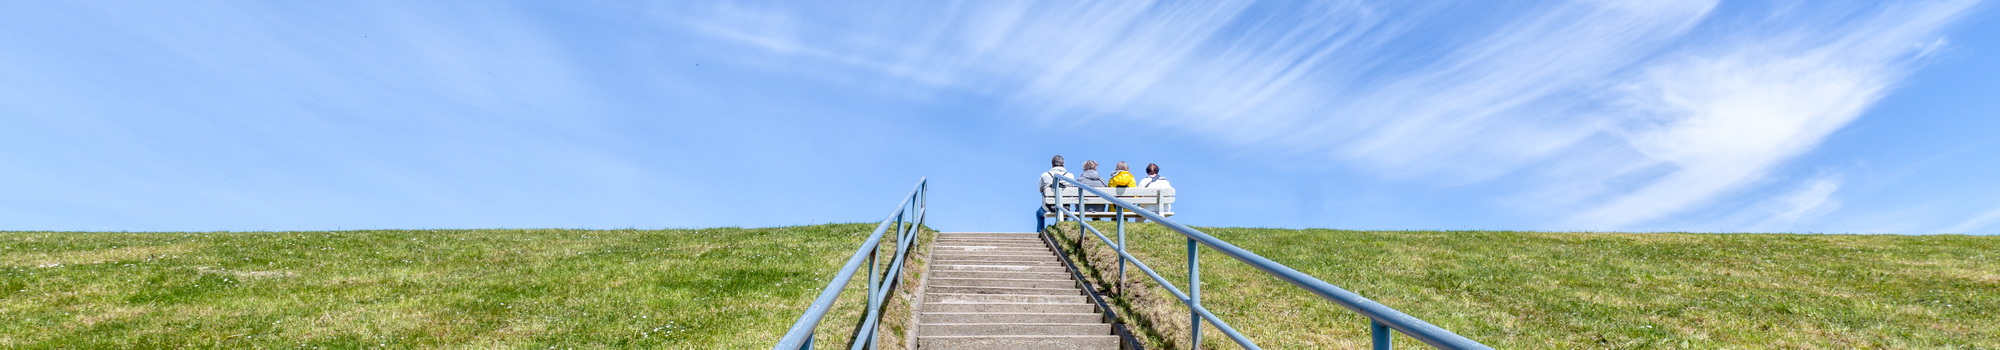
[1107,161,1137,187]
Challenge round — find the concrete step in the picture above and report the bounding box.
[932,250,1050,256]
[932,246,1050,252]
[930,261,1061,268]
[931,262,1061,269]
[922,302,1097,314]
[935,241,1046,246]
[925,293,1087,304]
[932,255,1061,263]
[931,251,1054,257]
[918,323,1112,337]
[922,312,1105,324]
[927,285,1080,296]
[931,254,1058,262]
[931,270,1074,280]
[934,245,1046,250]
[937,232,1042,238]
[930,264,1066,273]
[916,334,1120,350]
[937,235,1042,240]
[934,240,1046,246]
[929,277,1077,289]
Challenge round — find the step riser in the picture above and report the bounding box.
[928,242,1048,247]
[931,261,1061,267]
[926,293,1087,304]
[933,241,1046,247]
[934,239,1044,244]
[931,252,1055,258]
[932,262,1064,268]
[929,278,1077,289]
[931,271,1074,280]
[923,312,1105,324]
[932,256,1060,263]
[930,265,1067,273]
[933,247,1050,252]
[916,336,1120,350]
[919,325,1113,337]
[918,336,1121,350]
[937,233,1042,239]
[934,242,1048,247]
[922,303,1097,313]
[928,286,1080,296]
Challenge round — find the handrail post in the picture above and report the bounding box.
[1189,237,1201,349]
[1116,207,1126,294]
[1052,182,1063,224]
[1071,184,1083,247]
[1372,320,1392,350]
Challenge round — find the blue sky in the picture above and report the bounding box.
[3,1,1996,234]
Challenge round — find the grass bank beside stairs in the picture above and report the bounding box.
[1050,223,1998,349]
[0,224,926,348]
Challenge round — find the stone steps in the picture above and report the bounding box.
[916,232,1116,349]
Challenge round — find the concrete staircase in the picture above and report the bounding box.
[916,232,1120,349]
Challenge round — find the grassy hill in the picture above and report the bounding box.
[1050,223,1998,349]
[9,223,1991,348]
[0,224,902,349]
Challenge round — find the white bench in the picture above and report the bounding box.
[1042,187,1175,219]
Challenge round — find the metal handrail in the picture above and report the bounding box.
[775,178,926,350]
[1045,176,1490,350]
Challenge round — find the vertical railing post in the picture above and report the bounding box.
[1070,182,1082,247]
[1372,320,1391,350]
[1188,237,1201,349]
[1116,207,1126,293]
[1053,182,1063,225]
[866,241,878,306]
[1076,194,1085,247]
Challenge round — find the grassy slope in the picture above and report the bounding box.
[0,224,910,349]
[1051,222,1999,349]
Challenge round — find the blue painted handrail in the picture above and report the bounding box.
[1045,176,1490,349]
[775,178,926,350]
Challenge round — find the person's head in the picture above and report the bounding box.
[1083,160,1098,171]
[1051,155,1064,167]
[1146,163,1160,175]
[1115,161,1129,171]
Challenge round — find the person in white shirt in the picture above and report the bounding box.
[1137,163,1173,217]
[1039,155,1075,194]
[1140,163,1171,188]
[1037,155,1076,229]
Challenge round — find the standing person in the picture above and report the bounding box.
[1140,163,1171,188]
[1107,161,1137,187]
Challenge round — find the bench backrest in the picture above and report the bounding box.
[1042,187,1175,207]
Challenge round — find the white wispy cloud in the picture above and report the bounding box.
[668,0,1983,230]
[1566,0,1980,228]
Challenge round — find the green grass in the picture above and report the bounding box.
[0,224,917,349]
[1050,223,2000,349]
